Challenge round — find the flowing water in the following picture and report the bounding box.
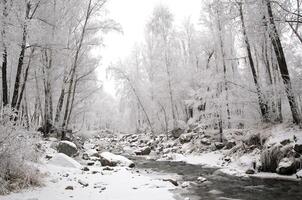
[133,157,302,200]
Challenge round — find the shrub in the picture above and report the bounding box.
[0,108,42,195]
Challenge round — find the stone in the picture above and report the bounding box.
[87,162,95,166]
[78,179,89,187]
[214,142,225,150]
[225,140,236,149]
[134,146,151,156]
[103,167,114,171]
[100,152,135,168]
[294,142,302,154]
[171,128,185,138]
[57,141,78,157]
[65,186,74,190]
[224,156,231,162]
[201,138,211,145]
[245,169,255,175]
[280,139,291,146]
[197,177,207,183]
[82,167,90,171]
[181,182,190,188]
[276,157,296,175]
[163,179,178,186]
[179,133,193,144]
[82,153,89,160]
[296,169,302,179]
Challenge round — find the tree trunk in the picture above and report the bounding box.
[216,7,231,129]
[265,0,301,125]
[239,2,269,122]
[1,0,8,107]
[17,48,35,110]
[55,78,66,124]
[11,2,31,109]
[62,0,93,138]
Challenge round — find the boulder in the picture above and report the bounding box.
[197,177,207,183]
[201,138,211,145]
[245,169,255,175]
[276,157,296,175]
[78,179,89,187]
[179,133,193,144]
[65,186,74,190]
[100,152,135,168]
[82,153,89,160]
[57,141,78,157]
[225,140,236,149]
[214,142,225,150]
[134,146,151,155]
[171,128,184,138]
[85,149,99,157]
[181,182,190,188]
[163,178,178,186]
[294,142,302,154]
[296,169,302,179]
[280,139,291,146]
[48,153,81,169]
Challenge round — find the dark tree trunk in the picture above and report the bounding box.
[62,0,92,135]
[239,2,269,122]
[11,2,31,109]
[1,0,8,107]
[17,48,35,110]
[266,0,301,125]
[2,47,8,106]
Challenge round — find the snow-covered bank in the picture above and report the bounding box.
[2,164,176,200]
[1,138,180,200]
[153,124,302,180]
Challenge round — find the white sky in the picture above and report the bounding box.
[97,0,202,96]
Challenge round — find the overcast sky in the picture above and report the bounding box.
[97,0,202,96]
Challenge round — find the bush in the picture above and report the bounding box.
[0,108,42,195]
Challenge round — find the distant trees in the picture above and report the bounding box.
[110,0,302,134]
[0,0,118,136]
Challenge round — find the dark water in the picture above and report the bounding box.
[132,157,302,200]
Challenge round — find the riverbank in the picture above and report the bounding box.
[116,123,302,181]
[1,140,180,200]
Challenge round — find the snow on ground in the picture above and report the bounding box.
[1,138,179,200]
[2,161,177,200]
[48,153,82,169]
[265,124,302,146]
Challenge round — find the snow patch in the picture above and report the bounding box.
[48,153,81,169]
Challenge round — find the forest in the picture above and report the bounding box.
[1,0,302,200]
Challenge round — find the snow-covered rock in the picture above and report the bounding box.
[245,169,255,175]
[201,138,211,145]
[179,133,193,144]
[197,177,207,183]
[294,138,302,154]
[214,142,224,150]
[296,169,302,179]
[48,153,82,169]
[100,152,135,168]
[181,181,190,188]
[225,140,236,149]
[135,146,151,155]
[171,128,184,138]
[86,149,99,157]
[276,158,295,175]
[57,141,78,157]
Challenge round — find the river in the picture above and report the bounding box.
[133,157,302,200]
